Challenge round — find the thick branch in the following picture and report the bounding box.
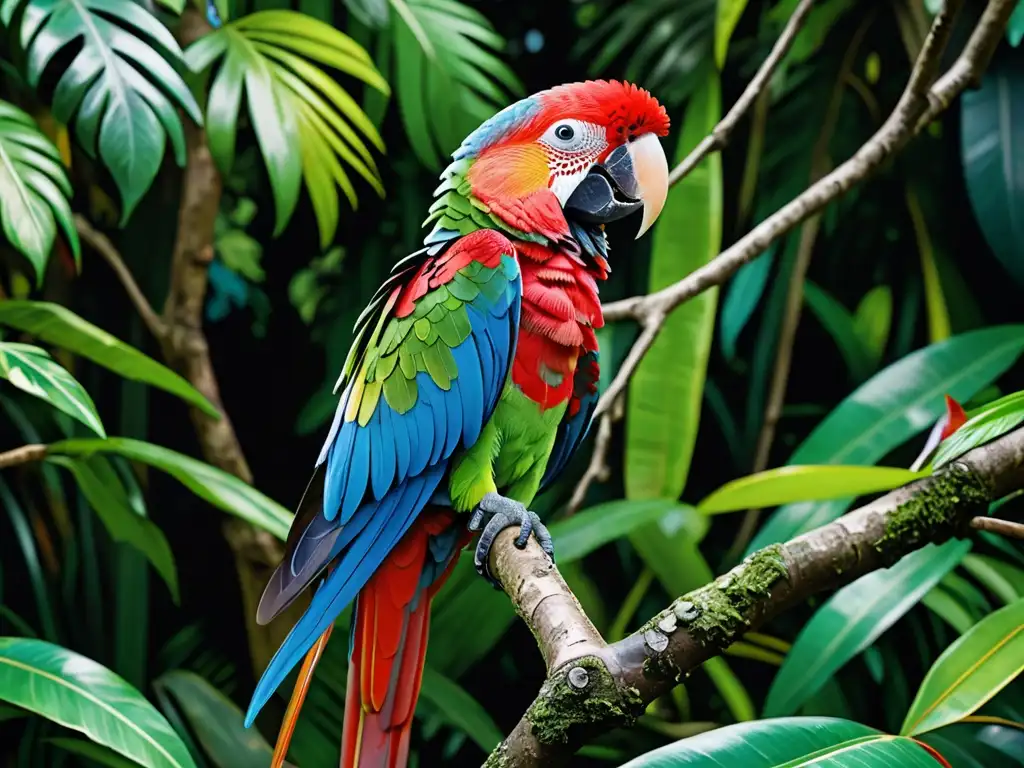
[75,214,167,340]
[970,516,1024,540]
[486,426,1024,767]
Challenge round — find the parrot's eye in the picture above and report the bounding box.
[541,119,598,153]
[555,124,574,141]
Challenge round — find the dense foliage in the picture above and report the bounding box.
[0,0,1021,766]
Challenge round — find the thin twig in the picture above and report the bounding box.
[668,0,817,186]
[74,215,167,340]
[0,444,47,469]
[970,516,1024,541]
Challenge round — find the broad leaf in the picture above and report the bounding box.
[392,0,523,168]
[961,53,1024,285]
[48,437,293,540]
[48,455,179,602]
[49,738,143,768]
[0,102,78,283]
[0,301,219,417]
[764,540,971,717]
[902,598,1024,736]
[626,72,722,500]
[698,466,924,514]
[720,247,774,360]
[152,671,279,768]
[2,0,203,221]
[0,342,104,436]
[749,326,1024,553]
[714,0,747,67]
[921,723,1024,768]
[419,666,501,753]
[853,285,892,369]
[187,10,387,246]
[0,638,195,768]
[617,717,936,767]
[961,554,1024,606]
[931,391,1024,468]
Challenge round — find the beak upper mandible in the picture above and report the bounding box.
[628,133,669,239]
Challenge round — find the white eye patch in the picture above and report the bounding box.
[540,120,607,204]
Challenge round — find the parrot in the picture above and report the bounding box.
[244,79,672,768]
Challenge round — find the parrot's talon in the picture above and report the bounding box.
[469,492,555,589]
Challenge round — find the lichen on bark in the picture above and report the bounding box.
[525,656,642,746]
[647,545,789,652]
[874,463,990,562]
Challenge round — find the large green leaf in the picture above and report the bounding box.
[392,0,522,168]
[625,71,722,500]
[961,53,1024,285]
[49,455,178,602]
[931,391,1024,468]
[719,247,774,361]
[698,466,924,514]
[748,326,1024,553]
[0,638,195,768]
[187,10,387,246]
[0,342,104,436]
[152,671,278,768]
[552,499,701,563]
[419,666,501,753]
[0,102,78,283]
[617,717,936,767]
[0,301,218,417]
[2,0,202,222]
[920,723,1024,768]
[48,437,293,540]
[714,0,747,67]
[764,539,972,717]
[902,598,1024,736]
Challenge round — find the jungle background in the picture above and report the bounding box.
[0,0,1022,766]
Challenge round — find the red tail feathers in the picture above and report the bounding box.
[340,510,469,768]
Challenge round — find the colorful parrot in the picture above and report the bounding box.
[244,80,671,767]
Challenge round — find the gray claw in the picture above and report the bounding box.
[469,492,555,589]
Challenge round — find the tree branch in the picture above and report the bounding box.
[74,214,167,340]
[0,444,47,469]
[970,516,1024,540]
[486,425,1024,767]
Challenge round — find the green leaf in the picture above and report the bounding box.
[617,717,937,767]
[49,738,143,768]
[152,670,278,768]
[921,586,976,634]
[419,666,501,753]
[548,499,700,562]
[699,466,925,514]
[151,0,184,13]
[749,326,1024,553]
[931,391,1024,468]
[1009,0,1024,46]
[48,455,178,602]
[902,598,1024,736]
[702,657,755,722]
[188,11,387,246]
[853,286,892,369]
[720,247,774,360]
[764,539,972,717]
[714,0,747,67]
[0,301,219,417]
[961,53,1024,285]
[803,281,873,381]
[0,638,195,768]
[390,0,523,169]
[48,437,293,540]
[625,72,722,499]
[0,342,104,436]
[0,102,78,283]
[905,185,951,343]
[961,554,1024,606]
[920,723,1023,768]
[6,0,203,223]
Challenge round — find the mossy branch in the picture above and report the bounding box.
[485,426,1024,767]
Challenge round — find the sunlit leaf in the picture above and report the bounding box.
[764,540,971,716]
[2,0,203,222]
[902,598,1024,736]
[699,465,924,514]
[0,301,219,417]
[0,342,104,436]
[0,638,195,768]
[48,437,293,540]
[853,285,892,369]
[714,0,747,67]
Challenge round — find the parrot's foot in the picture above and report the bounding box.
[468,492,554,589]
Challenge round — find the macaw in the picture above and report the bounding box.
[244,79,671,767]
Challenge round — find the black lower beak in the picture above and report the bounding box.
[564,144,642,225]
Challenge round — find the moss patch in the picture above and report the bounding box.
[525,657,642,746]
[643,545,790,654]
[874,464,989,563]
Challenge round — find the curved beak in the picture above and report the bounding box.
[563,133,669,239]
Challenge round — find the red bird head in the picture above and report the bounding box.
[452,80,671,241]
